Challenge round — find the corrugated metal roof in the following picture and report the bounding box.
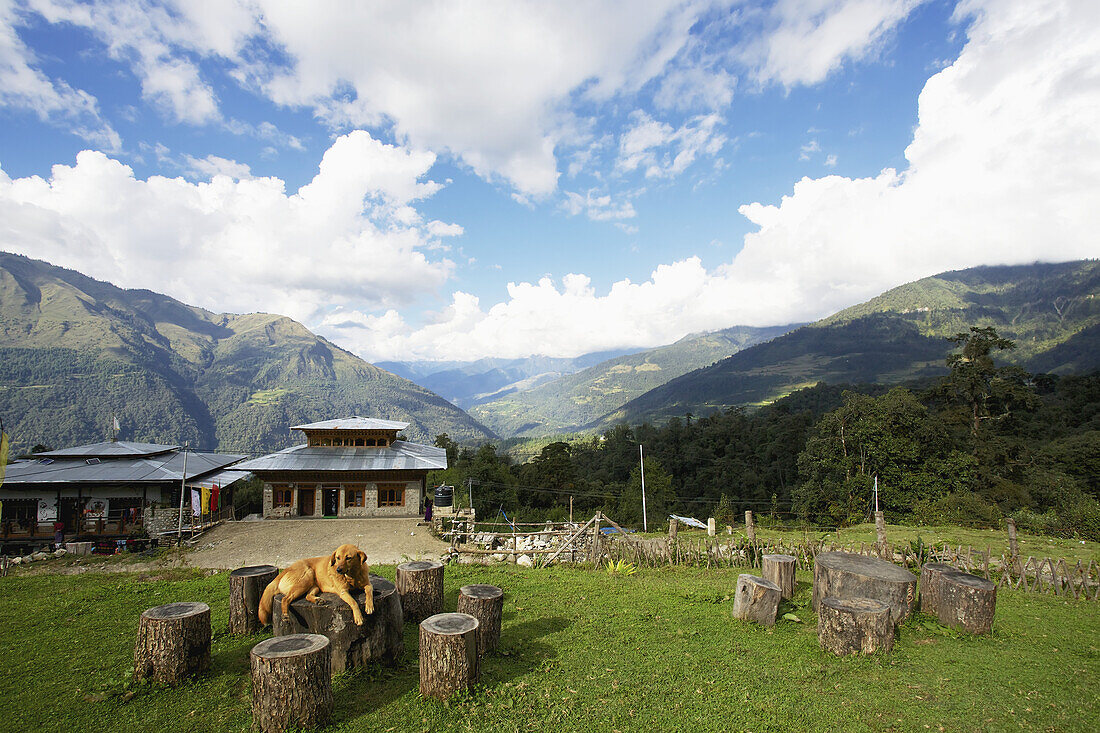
[235,440,446,473]
[291,417,410,431]
[37,441,179,458]
[188,469,252,490]
[2,450,247,486]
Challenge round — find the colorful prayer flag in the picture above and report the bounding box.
[211,485,220,512]
[201,487,210,514]
[191,488,201,516]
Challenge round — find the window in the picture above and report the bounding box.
[354,438,364,446]
[345,486,365,507]
[377,484,405,507]
[273,486,292,507]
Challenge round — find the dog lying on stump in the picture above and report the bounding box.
[258,544,373,626]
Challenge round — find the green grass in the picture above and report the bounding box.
[1,565,1097,732]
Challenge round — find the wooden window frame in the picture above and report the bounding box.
[273,486,292,508]
[377,484,405,507]
[345,486,365,508]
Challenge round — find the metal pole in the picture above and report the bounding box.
[639,444,647,533]
[468,477,473,515]
[179,444,190,541]
[874,475,879,513]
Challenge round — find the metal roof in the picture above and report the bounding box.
[187,469,252,491]
[2,449,247,486]
[290,417,410,431]
[235,440,446,473]
[36,441,180,458]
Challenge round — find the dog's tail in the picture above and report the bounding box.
[257,570,283,626]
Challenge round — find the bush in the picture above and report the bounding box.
[910,491,1003,528]
[1013,499,1100,542]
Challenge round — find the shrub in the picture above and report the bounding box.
[910,491,1003,528]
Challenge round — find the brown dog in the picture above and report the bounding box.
[258,544,374,626]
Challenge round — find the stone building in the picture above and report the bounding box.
[236,417,446,519]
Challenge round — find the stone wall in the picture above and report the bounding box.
[261,480,421,518]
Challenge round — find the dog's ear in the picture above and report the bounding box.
[357,550,367,565]
[330,550,339,567]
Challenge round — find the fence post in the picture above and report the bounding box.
[1006,518,1019,560]
[707,517,716,537]
[745,511,755,541]
[875,511,887,554]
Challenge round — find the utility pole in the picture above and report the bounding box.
[639,444,648,532]
[467,477,473,517]
[176,446,188,544]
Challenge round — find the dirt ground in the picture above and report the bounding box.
[182,517,449,569]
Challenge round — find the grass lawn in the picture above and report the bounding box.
[1,563,1097,732]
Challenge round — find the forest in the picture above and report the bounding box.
[427,328,1100,540]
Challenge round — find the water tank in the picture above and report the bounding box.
[433,485,454,508]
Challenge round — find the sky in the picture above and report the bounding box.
[0,0,1097,364]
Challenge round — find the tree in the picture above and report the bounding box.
[616,458,675,529]
[940,326,1037,444]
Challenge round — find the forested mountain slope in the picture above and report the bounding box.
[596,261,1100,430]
[0,252,493,453]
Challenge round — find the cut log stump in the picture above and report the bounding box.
[918,562,956,615]
[932,568,997,634]
[818,597,894,656]
[272,574,403,674]
[457,584,504,655]
[419,613,480,701]
[250,634,332,733]
[229,564,279,635]
[762,554,797,600]
[397,560,444,623]
[733,574,782,626]
[133,601,211,684]
[812,551,916,624]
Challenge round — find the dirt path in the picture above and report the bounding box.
[183,517,449,569]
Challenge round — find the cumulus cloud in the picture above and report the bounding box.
[0,0,119,148]
[181,153,250,180]
[616,111,727,179]
[320,0,1100,362]
[0,131,455,323]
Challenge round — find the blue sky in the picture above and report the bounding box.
[1,1,1096,362]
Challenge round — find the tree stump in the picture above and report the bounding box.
[762,554,797,600]
[818,597,894,656]
[419,613,480,701]
[935,569,997,634]
[918,562,956,615]
[456,584,504,655]
[133,601,211,684]
[272,574,403,673]
[812,551,916,624]
[732,574,782,626]
[250,634,332,733]
[396,560,444,623]
[229,564,279,635]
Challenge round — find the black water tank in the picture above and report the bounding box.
[433,485,454,507]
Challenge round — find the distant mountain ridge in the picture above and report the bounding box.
[596,260,1100,430]
[470,324,797,437]
[0,252,494,453]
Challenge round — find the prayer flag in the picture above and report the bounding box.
[191,488,201,516]
[201,487,210,514]
[211,485,220,512]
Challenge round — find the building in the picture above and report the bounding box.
[236,417,446,519]
[0,441,248,547]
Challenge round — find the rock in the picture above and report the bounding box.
[31,552,48,561]
[54,548,67,557]
[517,555,534,568]
[22,555,34,563]
[10,556,21,565]
[491,554,506,562]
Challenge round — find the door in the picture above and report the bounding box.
[323,488,339,517]
[298,488,315,516]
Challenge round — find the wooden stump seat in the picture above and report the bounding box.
[419,613,480,701]
[229,564,279,635]
[818,597,894,656]
[457,584,504,655]
[812,551,917,624]
[133,601,211,684]
[272,574,403,674]
[920,563,996,634]
[762,554,797,600]
[396,560,444,623]
[250,634,332,733]
[732,574,782,626]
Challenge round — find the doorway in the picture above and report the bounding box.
[298,488,315,516]
[323,488,339,517]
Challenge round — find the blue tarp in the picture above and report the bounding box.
[600,526,635,534]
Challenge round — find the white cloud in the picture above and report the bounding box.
[0,131,455,324]
[744,0,927,87]
[799,139,822,160]
[616,111,727,179]
[562,188,637,222]
[0,0,119,148]
[322,0,1100,362]
[182,154,251,180]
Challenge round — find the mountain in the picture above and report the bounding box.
[596,260,1100,430]
[376,349,640,409]
[0,252,494,454]
[470,324,797,437]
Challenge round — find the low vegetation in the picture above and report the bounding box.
[1,564,1096,732]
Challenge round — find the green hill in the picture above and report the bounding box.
[0,252,494,453]
[470,324,795,437]
[596,261,1100,429]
